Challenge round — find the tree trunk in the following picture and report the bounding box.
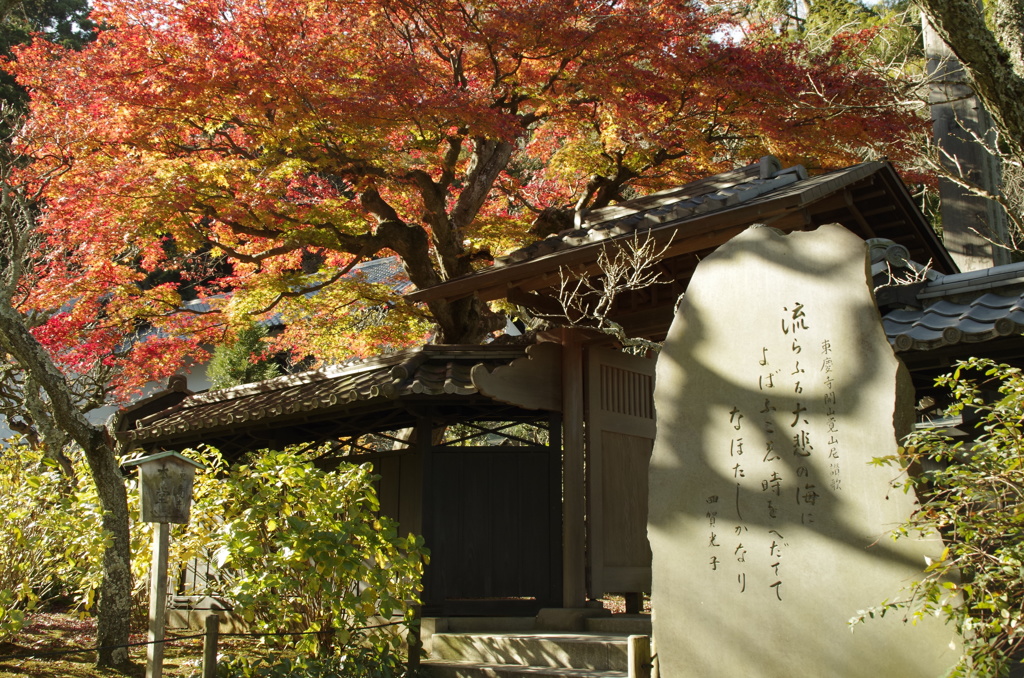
[918,0,1024,160]
[427,294,506,344]
[0,302,134,669]
[84,438,133,668]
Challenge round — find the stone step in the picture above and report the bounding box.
[584,615,651,636]
[420,659,628,678]
[430,632,630,672]
[441,617,537,633]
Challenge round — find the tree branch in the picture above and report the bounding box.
[917,0,1024,158]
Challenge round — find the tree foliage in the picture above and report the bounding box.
[3,0,926,386]
[872,358,1024,678]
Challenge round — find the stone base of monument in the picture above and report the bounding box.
[165,608,249,634]
[165,596,249,634]
[419,614,651,678]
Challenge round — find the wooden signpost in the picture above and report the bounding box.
[125,451,204,678]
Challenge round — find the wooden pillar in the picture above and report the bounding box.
[147,522,170,678]
[560,329,587,608]
[416,416,437,610]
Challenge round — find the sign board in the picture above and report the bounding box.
[125,451,204,524]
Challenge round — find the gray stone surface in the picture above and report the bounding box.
[649,224,959,678]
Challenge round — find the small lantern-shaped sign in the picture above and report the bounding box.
[125,451,204,524]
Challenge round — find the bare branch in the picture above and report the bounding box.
[548,231,674,351]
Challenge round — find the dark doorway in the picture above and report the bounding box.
[423,445,562,616]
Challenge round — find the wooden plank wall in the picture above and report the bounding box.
[586,346,656,597]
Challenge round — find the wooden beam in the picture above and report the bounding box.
[560,328,587,608]
[844,190,879,239]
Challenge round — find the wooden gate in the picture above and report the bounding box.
[586,346,656,598]
[424,445,561,616]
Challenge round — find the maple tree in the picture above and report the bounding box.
[3,0,926,388]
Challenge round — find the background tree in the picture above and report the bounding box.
[723,0,1024,252]
[915,0,1024,240]
[207,322,282,390]
[916,0,1024,163]
[0,0,92,110]
[5,0,926,380]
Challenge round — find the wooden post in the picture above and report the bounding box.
[146,522,170,678]
[628,634,652,678]
[405,605,422,676]
[560,328,587,608]
[202,614,219,678]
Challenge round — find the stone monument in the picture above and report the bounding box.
[649,224,959,677]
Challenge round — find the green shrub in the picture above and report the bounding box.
[180,446,426,667]
[0,439,119,639]
[874,358,1024,677]
[0,438,425,674]
[0,445,48,639]
[217,646,407,678]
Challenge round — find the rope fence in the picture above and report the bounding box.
[0,617,415,670]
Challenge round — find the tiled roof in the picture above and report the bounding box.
[349,257,413,292]
[120,344,530,447]
[495,158,805,267]
[407,157,957,345]
[882,262,1024,352]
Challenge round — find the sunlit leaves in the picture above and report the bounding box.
[0,441,131,637]
[3,0,923,378]
[871,358,1024,677]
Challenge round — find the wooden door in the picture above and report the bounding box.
[586,346,656,597]
[424,445,561,616]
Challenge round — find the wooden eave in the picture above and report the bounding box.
[407,162,955,341]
